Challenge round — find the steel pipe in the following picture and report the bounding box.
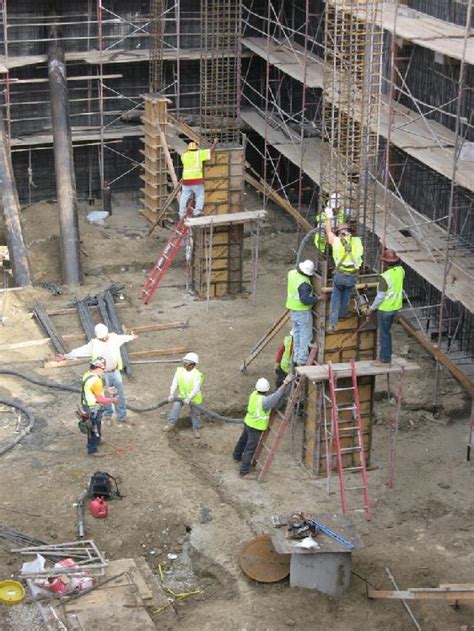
[48,31,82,285]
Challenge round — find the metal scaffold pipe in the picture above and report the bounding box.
[0,108,32,287]
[48,30,82,285]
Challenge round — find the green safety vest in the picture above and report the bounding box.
[285,269,313,311]
[91,337,123,371]
[81,371,102,410]
[332,236,364,271]
[314,209,344,252]
[181,149,211,181]
[244,391,271,431]
[176,366,203,404]
[280,335,293,374]
[379,266,405,312]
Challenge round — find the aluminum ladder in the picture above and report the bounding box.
[327,359,371,520]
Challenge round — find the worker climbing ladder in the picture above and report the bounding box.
[140,205,192,304]
[253,345,318,481]
[326,360,371,520]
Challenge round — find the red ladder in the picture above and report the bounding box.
[140,210,191,305]
[327,359,371,520]
[253,345,318,481]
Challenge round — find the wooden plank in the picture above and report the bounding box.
[368,587,474,601]
[186,209,266,228]
[298,357,419,381]
[44,347,191,368]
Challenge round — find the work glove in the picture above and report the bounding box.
[168,395,174,402]
[184,398,191,406]
[329,192,339,209]
[325,205,334,220]
[283,374,295,386]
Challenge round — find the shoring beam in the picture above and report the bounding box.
[48,30,82,285]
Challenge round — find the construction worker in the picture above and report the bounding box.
[57,323,137,425]
[81,357,119,457]
[368,249,405,367]
[233,374,294,479]
[325,205,364,330]
[275,329,294,388]
[286,259,319,365]
[164,352,203,438]
[179,139,218,218]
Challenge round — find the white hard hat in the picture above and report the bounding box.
[183,352,199,364]
[289,329,294,336]
[298,259,315,276]
[256,377,270,393]
[94,323,109,339]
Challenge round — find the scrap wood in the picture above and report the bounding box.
[44,346,192,368]
[384,567,421,631]
[368,583,474,601]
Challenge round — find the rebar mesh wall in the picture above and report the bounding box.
[200,0,242,143]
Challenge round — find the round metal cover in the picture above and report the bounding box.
[239,534,290,583]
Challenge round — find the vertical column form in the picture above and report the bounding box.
[48,35,82,285]
[141,96,170,224]
[0,107,32,287]
[149,0,165,94]
[200,0,242,144]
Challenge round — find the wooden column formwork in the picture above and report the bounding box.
[303,272,378,475]
[140,96,170,224]
[191,146,245,298]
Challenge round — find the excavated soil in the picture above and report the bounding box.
[0,192,472,631]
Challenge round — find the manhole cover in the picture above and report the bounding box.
[239,533,290,583]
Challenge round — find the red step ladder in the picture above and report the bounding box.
[140,208,192,305]
[253,345,318,481]
[327,359,371,520]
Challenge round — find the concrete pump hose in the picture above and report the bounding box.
[296,228,317,266]
[0,369,243,424]
[0,399,36,455]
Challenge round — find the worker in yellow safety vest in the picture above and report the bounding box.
[286,259,320,365]
[179,140,218,218]
[314,204,345,252]
[325,199,364,330]
[233,374,294,479]
[274,329,294,388]
[367,249,405,367]
[164,352,203,438]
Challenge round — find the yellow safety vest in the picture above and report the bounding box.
[244,391,270,431]
[285,269,313,311]
[332,236,363,271]
[181,149,211,181]
[314,209,344,252]
[280,335,293,373]
[176,366,203,404]
[91,338,123,371]
[379,266,405,312]
[81,371,103,409]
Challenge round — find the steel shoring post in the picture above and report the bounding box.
[205,222,213,314]
[467,397,474,462]
[387,367,405,489]
[434,0,472,406]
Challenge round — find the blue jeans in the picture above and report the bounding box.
[103,370,127,421]
[87,409,103,455]
[168,401,201,430]
[378,310,397,363]
[290,309,313,365]
[179,183,205,217]
[329,271,357,326]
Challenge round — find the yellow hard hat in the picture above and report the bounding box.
[188,142,198,151]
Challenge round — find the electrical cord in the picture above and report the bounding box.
[0,369,244,424]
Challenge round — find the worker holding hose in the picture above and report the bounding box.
[163,352,203,439]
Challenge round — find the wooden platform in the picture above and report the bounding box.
[186,209,266,227]
[297,357,419,382]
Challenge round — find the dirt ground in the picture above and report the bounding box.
[0,191,473,630]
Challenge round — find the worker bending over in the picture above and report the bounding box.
[179,140,217,218]
[368,249,405,367]
[275,329,294,388]
[286,260,319,366]
[57,323,137,425]
[325,204,363,330]
[81,357,119,457]
[164,352,203,439]
[233,374,294,479]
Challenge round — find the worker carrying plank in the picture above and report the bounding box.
[56,323,137,425]
[164,352,203,439]
[324,195,364,330]
[179,139,218,218]
[286,259,320,366]
[80,357,119,457]
[367,249,405,367]
[233,374,294,479]
[274,329,294,388]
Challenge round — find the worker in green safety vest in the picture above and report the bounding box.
[367,249,405,367]
[233,374,294,479]
[164,352,203,438]
[286,259,320,365]
[179,139,217,218]
[274,329,294,388]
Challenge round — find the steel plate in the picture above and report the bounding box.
[239,533,290,583]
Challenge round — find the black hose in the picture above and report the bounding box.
[0,399,35,455]
[296,228,317,266]
[0,369,243,424]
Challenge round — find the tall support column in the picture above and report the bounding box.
[48,34,82,285]
[0,108,32,287]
